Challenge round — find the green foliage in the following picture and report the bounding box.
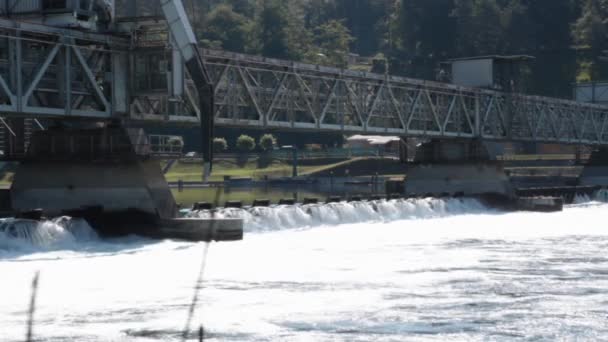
[310,20,354,68]
[236,134,256,152]
[184,0,598,97]
[259,134,277,151]
[202,4,254,53]
[168,136,184,147]
[256,0,292,59]
[213,137,228,153]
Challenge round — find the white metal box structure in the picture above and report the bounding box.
[448,55,534,91]
[451,58,494,88]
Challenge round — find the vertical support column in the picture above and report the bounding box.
[9,31,23,113]
[112,52,129,115]
[399,137,408,164]
[292,147,298,178]
[474,95,481,137]
[58,43,72,116]
[66,45,71,116]
[170,36,185,116]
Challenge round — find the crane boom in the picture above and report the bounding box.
[159,0,214,179]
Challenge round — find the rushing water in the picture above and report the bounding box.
[2,198,608,341]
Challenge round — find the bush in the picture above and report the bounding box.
[167,136,184,147]
[259,134,277,151]
[213,137,228,153]
[236,134,256,153]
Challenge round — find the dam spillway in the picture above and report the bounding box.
[2,198,608,340]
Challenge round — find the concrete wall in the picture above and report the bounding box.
[406,163,514,198]
[11,125,178,219]
[414,140,493,163]
[11,159,177,218]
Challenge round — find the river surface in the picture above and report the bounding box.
[2,198,608,341]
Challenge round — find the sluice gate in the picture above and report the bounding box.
[0,0,607,238]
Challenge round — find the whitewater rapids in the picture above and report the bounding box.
[1,197,608,341]
[188,197,489,232]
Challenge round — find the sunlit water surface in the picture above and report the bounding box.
[1,198,608,341]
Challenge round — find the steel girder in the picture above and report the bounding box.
[3,18,608,147]
[177,49,608,146]
[0,19,127,119]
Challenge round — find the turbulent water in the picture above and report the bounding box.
[2,197,608,341]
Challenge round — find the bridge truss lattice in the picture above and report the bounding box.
[1,19,608,146]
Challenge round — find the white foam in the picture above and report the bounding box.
[0,217,98,251]
[188,198,490,232]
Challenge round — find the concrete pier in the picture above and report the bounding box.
[406,140,515,199]
[579,147,608,187]
[10,125,243,242]
[12,159,178,219]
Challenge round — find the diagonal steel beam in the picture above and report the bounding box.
[213,63,231,96]
[578,110,589,141]
[72,50,105,110]
[534,103,546,138]
[344,81,364,126]
[0,117,16,137]
[387,86,406,130]
[493,97,509,137]
[293,74,316,123]
[267,73,289,121]
[459,95,475,134]
[319,79,339,124]
[589,110,602,142]
[600,111,608,141]
[423,90,442,132]
[71,46,110,113]
[0,73,14,106]
[365,82,385,126]
[406,89,422,131]
[545,106,560,140]
[236,66,264,121]
[23,44,60,105]
[442,96,457,133]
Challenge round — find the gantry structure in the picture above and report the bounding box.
[1,0,608,150]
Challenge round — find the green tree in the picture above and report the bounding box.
[213,137,228,153]
[452,0,505,56]
[167,136,184,147]
[256,0,291,59]
[202,4,254,53]
[225,0,255,17]
[310,20,354,68]
[528,0,579,97]
[573,0,608,80]
[333,0,393,56]
[259,134,277,151]
[236,134,256,152]
[392,0,456,78]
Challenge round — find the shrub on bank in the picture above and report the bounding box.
[236,135,256,152]
[259,134,277,151]
[236,135,255,167]
[213,137,228,153]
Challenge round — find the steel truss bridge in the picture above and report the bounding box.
[1,18,608,147]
